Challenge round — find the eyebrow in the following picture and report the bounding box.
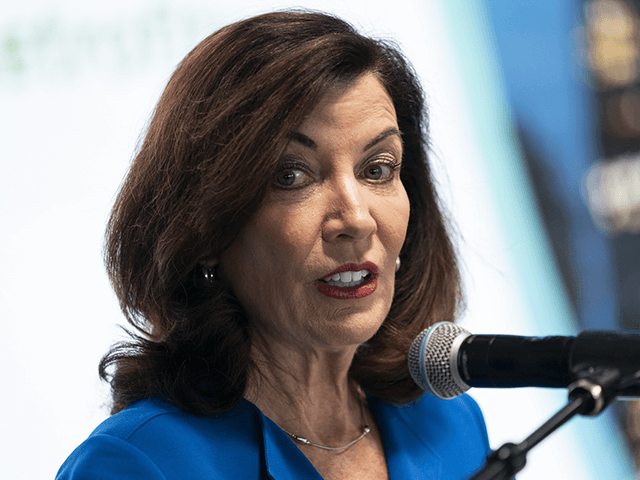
[288,131,317,149]
[287,127,402,152]
[363,128,402,152]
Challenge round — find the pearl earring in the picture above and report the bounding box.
[395,257,401,272]
[202,259,219,282]
[203,266,216,282]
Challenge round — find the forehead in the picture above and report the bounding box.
[297,74,398,136]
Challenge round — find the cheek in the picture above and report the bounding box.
[262,219,315,265]
[381,189,411,249]
[220,207,321,326]
[234,205,321,275]
[219,228,287,323]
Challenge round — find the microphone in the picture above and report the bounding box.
[408,322,640,400]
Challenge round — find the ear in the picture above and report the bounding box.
[200,258,219,268]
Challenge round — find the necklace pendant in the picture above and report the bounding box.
[292,434,310,445]
[282,385,371,451]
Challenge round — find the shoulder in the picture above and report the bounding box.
[369,393,490,477]
[410,392,487,431]
[90,397,259,444]
[56,398,264,480]
[88,398,182,440]
[392,393,489,448]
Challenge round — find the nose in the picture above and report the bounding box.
[321,176,377,243]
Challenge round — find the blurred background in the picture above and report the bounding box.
[2,0,640,478]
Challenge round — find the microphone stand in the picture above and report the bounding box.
[467,367,634,480]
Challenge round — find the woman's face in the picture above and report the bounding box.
[219,74,411,352]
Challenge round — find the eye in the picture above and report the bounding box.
[364,164,391,180]
[362,158,400,182]
[275,169,297,186]
[273,162,312,188]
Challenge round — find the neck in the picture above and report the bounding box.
[245,338,365,448]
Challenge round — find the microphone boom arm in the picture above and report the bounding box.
[467,366,627,480]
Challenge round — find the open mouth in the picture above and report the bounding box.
[315,262,378,300]
[321,269,372,288]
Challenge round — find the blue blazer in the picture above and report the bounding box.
[56,393,490,479]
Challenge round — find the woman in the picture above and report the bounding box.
[57,10,490,480]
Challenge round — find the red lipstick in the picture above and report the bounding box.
[315,261,378,300]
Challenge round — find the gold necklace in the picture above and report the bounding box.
[282,387,371,451]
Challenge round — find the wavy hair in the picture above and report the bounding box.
[100,10,461,416]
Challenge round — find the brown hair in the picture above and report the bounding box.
[100,10,460,416]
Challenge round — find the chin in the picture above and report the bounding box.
[321,310,387,349]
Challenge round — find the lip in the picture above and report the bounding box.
[315,261,378,300]
[322,261,378,279]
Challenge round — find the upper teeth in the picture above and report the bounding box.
[324,270,370,287]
